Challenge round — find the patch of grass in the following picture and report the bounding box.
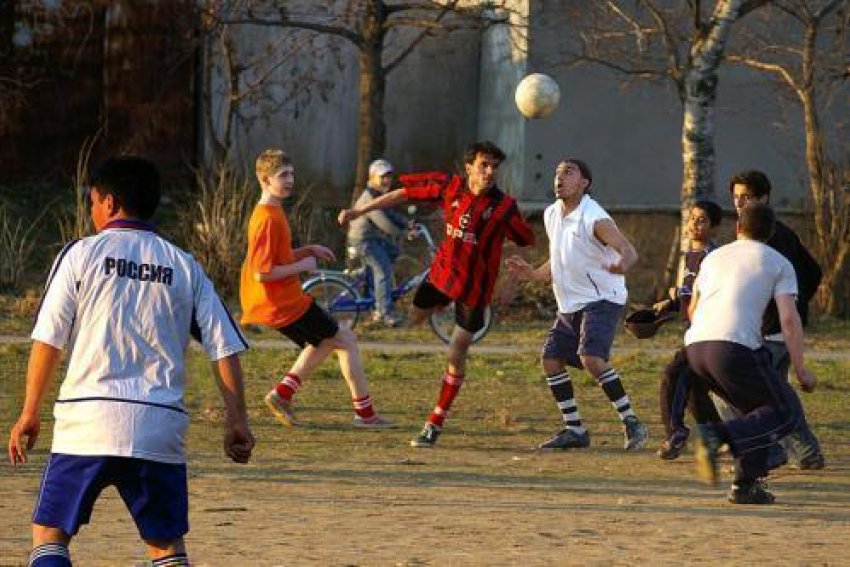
[3,346,845,465]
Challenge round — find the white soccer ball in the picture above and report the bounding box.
[515,73,560,119]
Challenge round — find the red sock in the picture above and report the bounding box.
[275,373,301,401]
[353,395,375,420]
[428,372,464,427]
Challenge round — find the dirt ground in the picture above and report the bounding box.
[2,439,848,566]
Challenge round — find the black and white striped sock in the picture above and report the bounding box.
[546,371,584,431]
[152,553,190,566]
[597,368,635,421]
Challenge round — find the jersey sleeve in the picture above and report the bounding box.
[504,202,535,246]
[400,172,450,202]
[31,241,82,349]
[584,201,612,239]
[774,257,799,298]
[251,215,278,274]
[191,261,249,360]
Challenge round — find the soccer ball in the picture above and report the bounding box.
[515,73,560,119]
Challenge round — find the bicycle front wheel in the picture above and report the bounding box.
[429,304,493,344]
[303,276,360,330]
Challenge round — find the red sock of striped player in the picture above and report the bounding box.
[428,372,464,427]
[274,373,301,401]
[353,394,375,420]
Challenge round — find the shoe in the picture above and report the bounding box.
[728,479,776,505]
[538,428,591,450]
[656,427,689,460]
[797,452,825,470]
[694,424,723,486]
[410,423,441,448]
[353,414,396,429]
[623,416,649,450]
[371,313,403,328]
[264,390,299,427]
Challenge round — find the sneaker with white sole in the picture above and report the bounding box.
[728,478,775,505]
[353,414,396,429]
[264,390,299,427]
[623,415,648,450]
[410,423,441,448]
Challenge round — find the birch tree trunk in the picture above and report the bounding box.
[677,0,743,279]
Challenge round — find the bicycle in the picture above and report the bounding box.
[302,214,493,344]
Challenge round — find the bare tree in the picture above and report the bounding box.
[213,0,517,199]
[552,0,769,291]
[728,0,849,316]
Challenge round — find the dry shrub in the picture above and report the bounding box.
[175,164,255,299]
[0,202,48,292]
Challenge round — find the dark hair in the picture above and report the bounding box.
[729,170,771,200]
[562,158,593,188]
[693,199,722,227]
[89,156,161,220]
[738,202,775,242]
[463,141,506,165]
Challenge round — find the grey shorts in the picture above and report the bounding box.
[542,301,624,369]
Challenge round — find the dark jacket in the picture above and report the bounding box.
[763,220,822,335]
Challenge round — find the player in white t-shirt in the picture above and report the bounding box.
[7,156,255,566]
[506,159,648,451]
[686,202,817,504]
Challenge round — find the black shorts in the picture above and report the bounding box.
[277,299,340,347]
[413,280,486,334]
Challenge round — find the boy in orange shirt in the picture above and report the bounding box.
[241,148,393,429]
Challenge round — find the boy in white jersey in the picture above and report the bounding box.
[506,158,648,451]
[7,156,255,566]
[686,203,816,504]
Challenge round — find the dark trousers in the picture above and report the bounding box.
[658,347,720,437]
[686,341,803,481]
[764,340,823,462]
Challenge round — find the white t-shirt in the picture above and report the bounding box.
[544,195,627,313]
[685,239,798,350]
[32,224,249,464]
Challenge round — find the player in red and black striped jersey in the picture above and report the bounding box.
[339,141,534,447]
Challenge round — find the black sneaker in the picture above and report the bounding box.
[656,427,689,460]
[623,416,649,450]
[539,428,591,450]
[728,479,776,505]
[797,452,825,470]
[410,423,441,448]
[694,424,723,486]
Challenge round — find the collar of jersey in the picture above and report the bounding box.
[102,219,157,233]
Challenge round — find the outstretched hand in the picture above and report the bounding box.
[338,209,359,226]
[308,244,336,262]
[796,367,817,393]
[8,414,40,466]
[504,255,534,279]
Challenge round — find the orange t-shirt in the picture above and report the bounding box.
[240,204,312,328]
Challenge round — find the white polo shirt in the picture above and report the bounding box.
[544,195,627,314]
[685,239,798,350]
[32,222,249,464]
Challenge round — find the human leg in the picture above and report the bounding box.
[537,315,589,449]
[687,342,802,499]
[363,239,399,323]
[764,340,824,468]
[411,301,481,448]
[30,525,72,567]
[578,302,647,450]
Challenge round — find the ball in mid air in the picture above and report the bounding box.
[515,73,560,119]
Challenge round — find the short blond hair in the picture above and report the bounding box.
[255,148,292,179]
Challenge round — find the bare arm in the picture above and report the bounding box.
[293,245,335,263]
[8,341,62,465]
[338,188,409,225]
[255,256,317,282]
[776,293,816,392]
[214,355,255,463]
[594,219,638,274]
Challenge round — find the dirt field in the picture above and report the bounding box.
[2,427,848,566]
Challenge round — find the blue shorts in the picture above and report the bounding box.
[542,301,624,369]
[33,454,189,540]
